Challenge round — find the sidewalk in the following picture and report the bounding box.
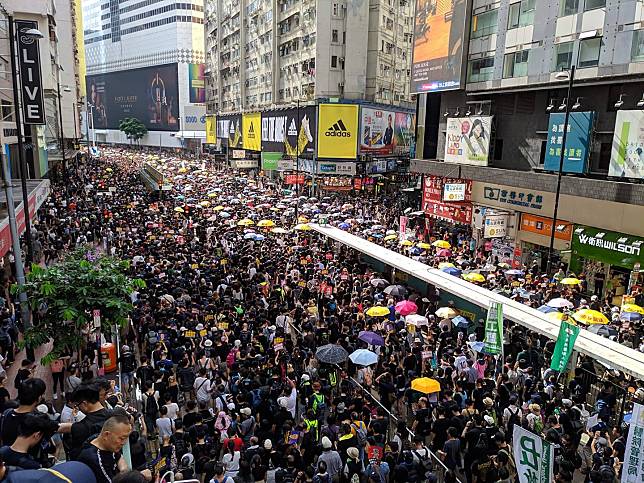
[6,341,55,402]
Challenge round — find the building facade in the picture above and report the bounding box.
[82,0,206,148]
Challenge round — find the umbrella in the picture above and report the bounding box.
[214,205,225,211]
[438,262,455,269]
[573,309,609,325]
[298,216,310,223]
[369,278,389,288]
[467,341,485,352]
[253,234,266,241]
[244,233,257,240]
[411,377,441,394]
[349,349,378,366]
[497,262,511,269]
[416,242,431,250]
[349,349,379,366]
[371,224,385,230]
[587,325,619,337]
[547,298,574,309]
[620,311,642,322]
[622,303,644,314]
[173,207,184,213]
[452,315,470,328]
[207,192,218,198]
[561,277,581,285]
[384,285,407,297]
[436,249,452,257]
[505,269,525,276]
[435,307,458,319]
[219,212,231,218]
[294,223,311,231]
[432,240,451,249]
[547,312,567,322]
[257,220,276,227]
[237,218,255,226]
[199,200,211,207]
[338,223,351,230]
[358,331,385,346]
[463,272,486,283]
[315,344,349,364]
[442,267,462,276]
[537,305,559,314]
[405,314,429,326]
[365,306,391,317]
[384,234,398,241]
[395,300,418,316]
[400,240,413,247]
[272,227,288,234]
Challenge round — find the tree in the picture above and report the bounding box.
[12,248,145,364]
[118,117,148,145]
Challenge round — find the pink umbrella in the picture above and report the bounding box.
[436,249,452,257]
[395,300,418,316]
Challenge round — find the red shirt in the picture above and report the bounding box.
[223,436,244,451]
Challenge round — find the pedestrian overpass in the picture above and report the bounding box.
[310,224,644,380]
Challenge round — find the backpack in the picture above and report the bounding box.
[352,422,368,447]
[250,389,262,410]
[278,467,297,483]
[506,407,521,435]
[533,415,544,434]
[173,434,188,459]
[413,447,433,478]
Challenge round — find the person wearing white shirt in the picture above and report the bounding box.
[277,379,298,418]
[194,368,212,405]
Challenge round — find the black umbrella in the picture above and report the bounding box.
[315,344,349,364]
[384,284,408,297]
[587,325,618,338]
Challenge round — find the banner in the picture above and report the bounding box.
[399,216,408,240]
[411,0,468,93]
[513,426,554,483]
[483,301,503,355]
[544,111,593,174]
[261,152,281,171]
[571,225,644,270]
[285,174,305,185]
[188,63,206,103]
[610,109,644,179]
[360,107,396,155]
[550,321,580,372]
[242,113,261,151]
[395,112,416,156]
[623,403,644,483]
[261,106,316,155]
[444,116,492,166]
[218,113,242,148]
[318,104,359,159]
[483,215,508,238]
[205,115,216,144]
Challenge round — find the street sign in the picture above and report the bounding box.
[15,20,45,125]
[93,309,101,330]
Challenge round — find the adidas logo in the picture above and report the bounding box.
[325,119,351,137]
[248,122,256,138]
[288,119,297,136]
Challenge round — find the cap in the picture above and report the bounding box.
[321,436,332,449]
[278,397,288,408]
[561,399,573,408]
[235,339,242,347]
[195,323,205,331]
[591,295,598,301]
[227,402,236,411]
[337,402,346,412]
[240,407,252,416]
[36,404,49,414]
[347,447,360,460]
[204,339,213,347]
[264,439,273,450]
[301,374,310,382]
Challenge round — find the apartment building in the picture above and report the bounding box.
[82,0,206,148]
[205,0,415,114]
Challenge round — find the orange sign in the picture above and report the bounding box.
[520,213,572,241]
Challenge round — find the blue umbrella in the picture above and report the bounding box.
[467,341,485,352]
[538,305,559,314]
[442,267,462,276]
[349,349,379,366]
[409,247,422,255]
[620,311,642,322]
[505,269,524,276]
[244,233,256,240]
[453,315,470,328]
[358,330,385,346]
[253,234,266,241]
[338,223,351,230]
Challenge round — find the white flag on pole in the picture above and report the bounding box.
[513,425,554,483]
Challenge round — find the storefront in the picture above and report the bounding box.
[517,213,573,271]
[570,225,644,302]
[471,205,516,262]
[421,176,473,226]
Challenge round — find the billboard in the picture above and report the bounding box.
[411,0,468,93]
[609,110,644,179]
[444,116,492,166]
[243,113,261,151]
[205,116,216,144]
[261,106,317,155]
[216,113,242,148]
[360,107,416,156]
[16,20,45,125]
[188,64,206,103]
[422,176,473,224]
[86,64,179,131]
[318,104,359,159]
[181,105,206,131]
[395,112,416,156]
[544,111,593,174]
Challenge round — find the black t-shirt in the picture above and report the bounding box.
[0,410,28,447]
[0,446,41,469]
[70,409,113,459]
[77,444,121,483]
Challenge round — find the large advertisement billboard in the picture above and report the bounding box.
[317,104,359,159]
[544,111,593,174]
[360,107,416,156]
[411,0,468,93]
[216,113,242,148]
[609,110,644,179]
[87,64,179,131]
[242,113,261,151]
[188,64,206,103]
[261,106,317,155]
[444,116,493,166]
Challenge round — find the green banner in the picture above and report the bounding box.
[483,301,503,355]
[571,225,644,270]
[550,321,580,372]
[261,152,282,171]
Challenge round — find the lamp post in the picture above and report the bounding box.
[294,99,300,223]
[55,64,69,180]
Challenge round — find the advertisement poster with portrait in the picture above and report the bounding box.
[394,112,416,156]
[86,64,179,131]
[360,107,396,155]
[609,109,644,179]
[261,106,317,155]
[444,116,493,166]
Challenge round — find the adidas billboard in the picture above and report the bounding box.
[242,113,261,151]
[260,106,317,154]
[318,104,359,159]
[325,120,351,137]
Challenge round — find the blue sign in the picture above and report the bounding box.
[544,111,594,174]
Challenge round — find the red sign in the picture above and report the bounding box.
[423,176,472,203]
[512,246,522,269]
[321,177,353,191]
[422,200,472,224]
[285,174,305,185]
[353,178,362,190]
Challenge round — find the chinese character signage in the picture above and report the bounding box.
[623,403,644,483]
[513,425,554,483]
[444,116,493,166]
[609,110,644,179]
[550,321,580,372]
[483,301,503,355]
[520,214,572,241]
[544,111,594,174]
[422,176,473,224]
[479,183,549,214]
[571,225,644,270]
[423,200,473,224]
[443,183,467,201]
[285,174,305,185]
[484,215,508,238]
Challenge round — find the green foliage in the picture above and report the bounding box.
[13,248,145,364]
[118,117,148,143]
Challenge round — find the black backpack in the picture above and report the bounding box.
[506,406,521,435]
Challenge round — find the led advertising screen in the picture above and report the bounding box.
[411,0,468,93]
[188,64,206,103]
[86,64,179,131]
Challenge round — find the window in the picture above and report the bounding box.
[332,29,338,42]
[471,9,498,38]
[578,37,601,68]
[333,3,338,16]
[467,57,495,82]
[585,0,605,10]
[342,31,346,44]
[507,0,535,29]
[560,0,579,16]
[503,50,529,78]
[331,55,337,68]
[554,41,574,71]
[598,142,611,171]
[632,30,644,62]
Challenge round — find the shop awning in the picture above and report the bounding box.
[174,131,206,139]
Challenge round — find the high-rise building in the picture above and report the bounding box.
[204,0,415,114]
[82,0,206,148]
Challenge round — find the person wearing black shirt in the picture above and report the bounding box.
[0,378,46,455]
[64,383,113,460]
[0,412,58,470]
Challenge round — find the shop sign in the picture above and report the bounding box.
[422,200,473,224]
[317,161,356,176]
[231,149,246,159]
[277,159,294,171]
[285,174,305,185]
[321,176,353,191]
[443,182,467,202]
[484,215,507,238]
[520,214,572,241]
[261,152,281,171]
[571,225,644,270]
[424,176,472,203]
[367,159,388,174]
[231,159,258,169]
[544,111,594,174]
[477,182,549,214]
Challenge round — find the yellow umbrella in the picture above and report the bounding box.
[105,167,113,173]
[438,262,455,269]
[411,377,441,394]
[178,167,188,173]
[237,218,255,226]
[561,277,581,285]
[547,312,567,322]
[294,223,311,231]
[417,242,432,250]
[200,200,211,207]
[207,192,218,198]
[214,205,225,211]
[298,216,310,223]
[384,234,397,241]
[573,309,609,325]
[463,272,486,283]
[622,303,644,314]
[366,306,391,317]
[270,207,280,212]
[400,240,413,247]
[258,220,276,227]
[435,307,458,318]
[432,240,451,249]
[271,227,288,234]
[173,207,184,213]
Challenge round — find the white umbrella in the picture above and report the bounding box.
[406,314,429,326]
[547,298,574,309]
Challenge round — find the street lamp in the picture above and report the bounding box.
[55,64,68,181]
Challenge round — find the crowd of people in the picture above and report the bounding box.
[0,147,639,483]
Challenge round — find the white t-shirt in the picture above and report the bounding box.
[194,376,212,402]
[164,402,180,420]
[222,450,241,476]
